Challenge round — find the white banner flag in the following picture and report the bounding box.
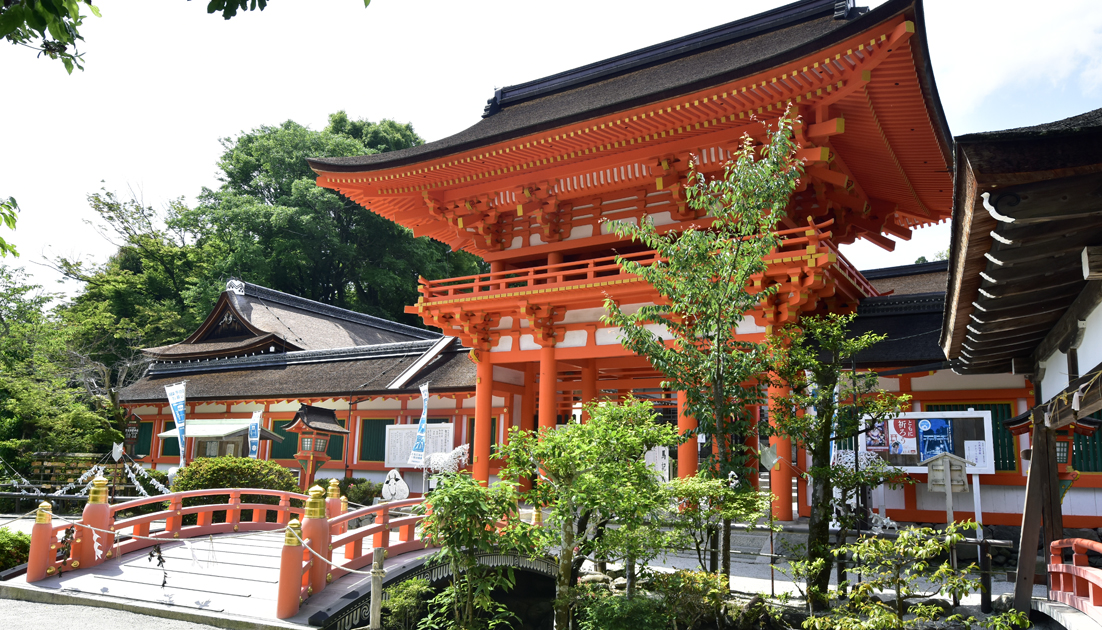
[248,411,262,458]
[165,382,187,467]
[407,383,430,467]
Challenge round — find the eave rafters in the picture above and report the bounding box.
[315,18,927,254]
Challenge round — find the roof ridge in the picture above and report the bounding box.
[483,0,851,116]
[237,280,439,340]
[147,338,459,377]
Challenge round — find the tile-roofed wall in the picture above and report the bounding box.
[861,261,948,296]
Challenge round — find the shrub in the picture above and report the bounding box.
[171,457,299,523]
[313,477,383,509]
[574,584,668,630]
[0,526,31,571]
[646,569,728,630]
[346,479,382,507]
[382,577,432,630]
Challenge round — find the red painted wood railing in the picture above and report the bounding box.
[415,219,842,303]
[1049,538,1102,625]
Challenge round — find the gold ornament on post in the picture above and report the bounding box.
[305,486,326,519]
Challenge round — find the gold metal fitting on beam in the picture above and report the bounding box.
[46,567,55,574]
[70,561,80,568]
[35,501,53,524]
[285,519,303,547]
[106,551,112,558]
[88,477,109,504]
[326,573,332,584]
[304,486,326,519]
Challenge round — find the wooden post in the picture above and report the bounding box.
[473,358,494,483]
[769,385,793,521]
[1014,419,1050,613]
[277,518,304,619]
[580,360,597,422]
[326,480,343,519]
[79,477,115,569]
[301,486,331,596]
[677,391,698,478]
[538,345,558,432]
[369,547,386,630]
[26,501,53,583]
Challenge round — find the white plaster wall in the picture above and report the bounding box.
[513,394,523,428]
[350,470,389,483]
[462,397,476,409]
[491,316,513,331]
[194,403,227,414]
[269,401,300,412]
[649,211,675,226]
[1063,487,1102,516]
[490,335,513,352]
[735,316,766,335]
[529,234,545,246]
[132,405,161,415]
[357,398,402,410]
[1041,350,1070,404]
[507,236,524,250]
[562,307,606,324]
[492,396,505,407]
[230,402,265,413]
[519,334,539,351]
[566,225,594,240]
[884,486,907,510]
[427,396,457,410]
[558,329,588,348]
[314,399,350,411]
[912,370,1026,391]
[877,377,900,392]
[493,366,525,386]
[1077,301,1102,374]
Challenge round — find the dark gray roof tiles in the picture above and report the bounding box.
[308,0,919,173]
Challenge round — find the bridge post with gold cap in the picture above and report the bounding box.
[80,476,115,569]
[301,485,332,596]
[276,518,306,619]
[325,479,344,524]
[26,501,54,582]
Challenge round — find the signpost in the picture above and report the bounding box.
[248,411,262,458]
[408,384,430,494]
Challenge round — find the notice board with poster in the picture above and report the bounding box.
[858,411,994,475]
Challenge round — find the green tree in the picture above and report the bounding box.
[418,471,540,629]
[0,265,117,469]
[602,110,803,573]
[767,313,911,611]
[667,472,772,571]
[805,523,1028,630]
[0,196,17,258]
[497,398,678,625]
[179,113,485,326]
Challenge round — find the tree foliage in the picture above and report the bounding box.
[0,265,118,469]
[767,313,911,610]
[497,398,678,624]
[0,0,100,73]
[0,196,17,258]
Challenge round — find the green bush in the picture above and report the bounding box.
[171,457,299,524]
[645,570,728,630]
[314,476,382,508]
[346,479,382,507]
[382,577,432,630]
[574,584,668,630]
[0,526,31,571]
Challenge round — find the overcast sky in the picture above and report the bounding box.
[3,0,1100,296]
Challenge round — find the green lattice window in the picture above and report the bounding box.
[135,422,153,458]
[270,420,298,459]
[1073,413,1102,472]
[925,403,1016,471]
[161,421,179,458]
[360,418,394,462]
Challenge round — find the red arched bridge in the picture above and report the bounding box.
[15,477,437,626]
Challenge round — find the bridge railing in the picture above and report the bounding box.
[1049,538,1102,622]
[25,477,310,583]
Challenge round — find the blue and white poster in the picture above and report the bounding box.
[407,383,429,467]
[918,418,954,460]
[164,382,187,467]
[248,411,262,458]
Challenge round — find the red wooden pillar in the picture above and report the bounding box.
[538,345,558,432]
[301,486,331,596]
[580,360,597,422]
[473,358,494,484]
[277,519,305,619]
[521,364,537,433]
[677,391,697,478]
[768,385,794,521]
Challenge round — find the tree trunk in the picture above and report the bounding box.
[806,423,835,611]
[555,513,575,628]
[625,555,636,599]
[722,517,731,577]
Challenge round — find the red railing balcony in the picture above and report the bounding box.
[412,219,872,308]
